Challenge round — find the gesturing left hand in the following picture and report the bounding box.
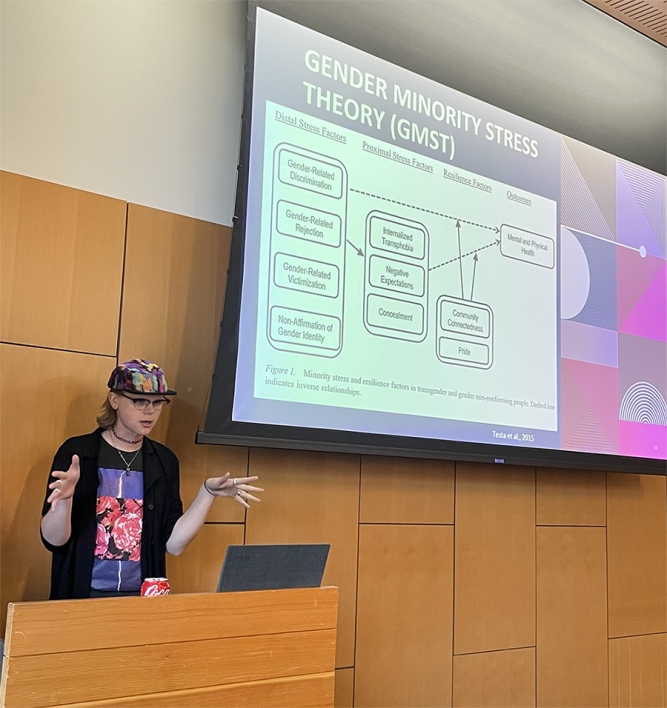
[204,473,263,508]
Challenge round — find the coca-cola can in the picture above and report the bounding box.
[141,577,171,596]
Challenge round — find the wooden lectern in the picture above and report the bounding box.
[0,586,337,708]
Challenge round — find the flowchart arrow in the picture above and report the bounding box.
[470,253,478,301]
[456,220,464,299]
[429,238,500,272]
[346,239,364,256]
[349,188,499,233]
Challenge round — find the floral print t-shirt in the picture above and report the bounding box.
[91,439,144,592]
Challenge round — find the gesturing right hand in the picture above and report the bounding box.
[47,455,81,510]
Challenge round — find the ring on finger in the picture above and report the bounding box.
[54,488,62,495]
[233,478,237,487]
[236,490,242,497]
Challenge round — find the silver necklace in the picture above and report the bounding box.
[108,433,141,476]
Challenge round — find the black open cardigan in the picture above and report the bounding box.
[41,428,183,599]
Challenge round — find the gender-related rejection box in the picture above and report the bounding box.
[275,200,341,248]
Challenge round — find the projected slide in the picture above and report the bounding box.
[225,7,666,460]
[254,104,557,437]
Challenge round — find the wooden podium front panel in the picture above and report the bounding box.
[5,587,337,657]
[4,631,334,707]
[1,588,337,708]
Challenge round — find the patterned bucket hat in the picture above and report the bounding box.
[107,359,176,395]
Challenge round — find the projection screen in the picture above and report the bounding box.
[199,4,667,474]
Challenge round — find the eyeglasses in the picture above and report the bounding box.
[117,392,171,411]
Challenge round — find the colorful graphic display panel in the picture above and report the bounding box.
[560,138,666,459]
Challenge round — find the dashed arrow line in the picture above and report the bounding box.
[429,239,500,272]
[350,188,499,233]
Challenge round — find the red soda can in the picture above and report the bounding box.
[141,577,171,596]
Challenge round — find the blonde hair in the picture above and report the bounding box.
[96,397,117,429]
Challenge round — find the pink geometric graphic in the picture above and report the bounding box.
[561,320,618,368]
[561,358,618,453]
[618,161,663,210]
[618,161,665,254]
[561,141,615,241]
[617,248,664,328]
[566,358,619,446]
[617,163,665,258]
[643,186,666,254]
[619,420,667,459]
[619,263,667,343]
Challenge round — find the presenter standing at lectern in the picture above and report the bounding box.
[40,359,263,599]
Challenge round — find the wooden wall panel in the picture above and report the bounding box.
[609,633,667,708]
[334,668,354,708]
[608,473,667,638]
[355,524,453,708]
[54,673,336,708]
[454,463,535,655]
[452,647,535,708]
[119,204,246,523]
[537,526,608,707]
[360,456,454,524]
[0,344,114,633]
[1,172,23,346]
[536,468,606,526]
[167,523,244,594]
[245,448,360,667]
[0,172,125,354]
